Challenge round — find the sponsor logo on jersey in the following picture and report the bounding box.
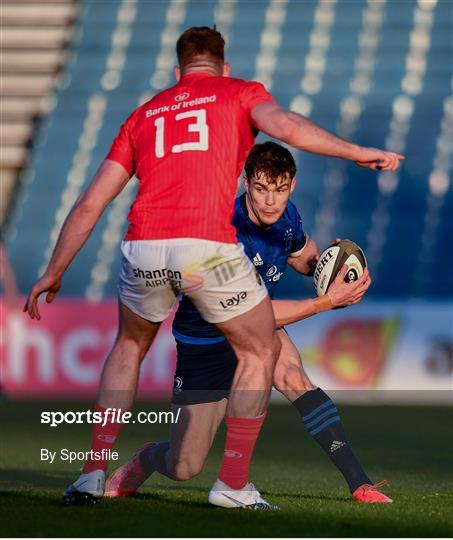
[145,105,170,117]
[181,94,217,108]
[266,265,283,282]
[266,265,277,276]
[284,228,294,251]
[253,253,264,266]
[220,291,247,309]
[175,92,190,102]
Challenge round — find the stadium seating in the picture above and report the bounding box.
[5,0,452,299]
[0,0,78,226]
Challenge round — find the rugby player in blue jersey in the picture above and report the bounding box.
[105,142,391,507]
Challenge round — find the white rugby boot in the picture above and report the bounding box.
[62,469,105,505]
[208,479,279,510]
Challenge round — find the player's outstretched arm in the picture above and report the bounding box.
[251,102,404,171]
[272,266,371,326]
[24,159,130,319]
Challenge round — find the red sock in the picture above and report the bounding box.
[82,404,123,473]
[218,415,266,489]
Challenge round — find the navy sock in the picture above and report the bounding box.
[141,441,170,475]
[293,388,371,492]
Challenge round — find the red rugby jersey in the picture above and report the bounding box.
[105,72,274,243]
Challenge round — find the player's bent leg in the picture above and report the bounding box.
[106,338,235,497]
[105,401,227,497]
[64,302,161,505]
[213,297,280,492]
[273,328,316,401]
[217,295,280,417]
[176,241,280,497]
[274,330,391,502]
[98,301,161,410]
[183,242,281,493]
[165,400,227,480]
[182,241,280,418]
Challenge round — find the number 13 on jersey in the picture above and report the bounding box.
[154,109,209,158]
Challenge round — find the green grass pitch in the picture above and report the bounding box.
[1,400,452,537]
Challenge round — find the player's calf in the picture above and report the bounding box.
[293,388,373,493]
[273,364,316,398]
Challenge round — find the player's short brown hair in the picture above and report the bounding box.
[245,142,297,184]
[176,26,225,67]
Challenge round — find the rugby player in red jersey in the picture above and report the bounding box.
[24,27,403,505]
[104,142,390,507]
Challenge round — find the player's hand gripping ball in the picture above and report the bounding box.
[313,239,367,297]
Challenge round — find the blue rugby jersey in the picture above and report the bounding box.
[172,193,307,344]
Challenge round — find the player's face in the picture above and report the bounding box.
[245,173,296,227]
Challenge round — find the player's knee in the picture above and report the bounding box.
[171,458,204,481]
[234,354,275,384]
[239,332,281,367]
[245,328,281,358]
[114,334,151,362]
[232,333,281,387]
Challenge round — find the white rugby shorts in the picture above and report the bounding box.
[118,239,268,323]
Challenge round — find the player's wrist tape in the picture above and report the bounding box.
[313,294,333,313]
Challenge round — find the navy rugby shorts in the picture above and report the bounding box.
[172,327,288,406]
[172,339,237,405]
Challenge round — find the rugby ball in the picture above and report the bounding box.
[313,239,367,297]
